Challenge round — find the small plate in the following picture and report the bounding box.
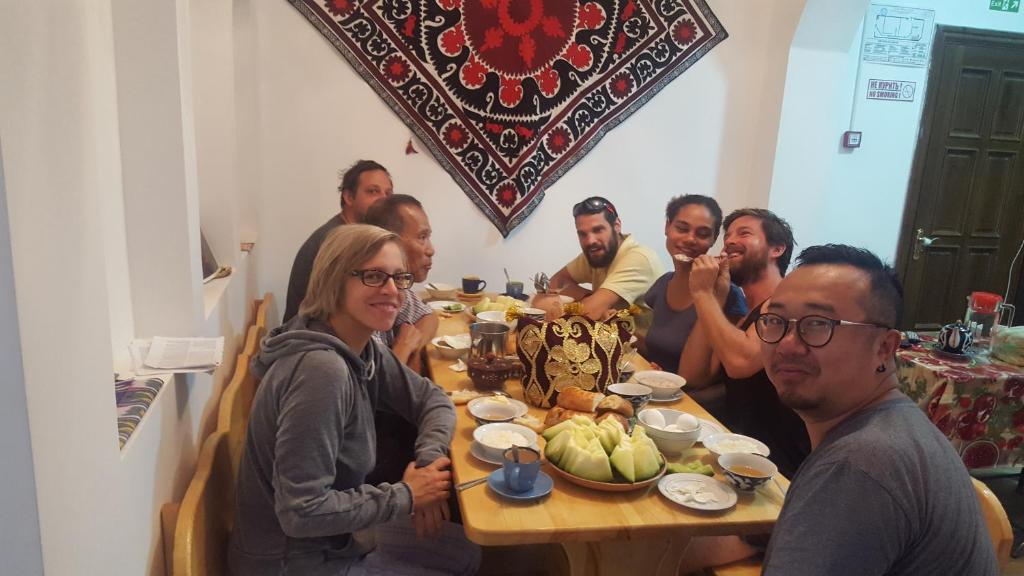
[469,441,540,466]
[703,433,770,457]
[659,473,737,511]
[468,396,529,420]
[487,469,554,501]
[499,293,529,301]
[428,300,465,312]
[648,389,685,403]
[697,419,724,443]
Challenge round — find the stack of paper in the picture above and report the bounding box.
[129,337,225,376]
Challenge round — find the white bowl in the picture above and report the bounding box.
[520,307,546,321]
[431,335,470,360]
[702,433,770,458]
[632,370,687,399]
[718,453,777,491]
[477,310,517,331]
[466,396,528,425]
[426,283,458,300]
[472,423,537,461]
[607,382,652,412]
[638,408,701,454]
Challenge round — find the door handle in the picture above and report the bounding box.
[913,228,936,260]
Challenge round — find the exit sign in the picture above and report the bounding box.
[990,0,1020,12]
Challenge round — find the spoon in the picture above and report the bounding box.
[428,283,439,290]
[504,268,512,285]
[455,476,489,492]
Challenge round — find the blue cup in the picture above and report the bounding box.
[462,276,487,294]
[505,281,524,297]
[502,446,541,493]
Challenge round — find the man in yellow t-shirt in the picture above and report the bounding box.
[549,196,664,321]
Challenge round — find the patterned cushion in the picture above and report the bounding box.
[516,313,634,408]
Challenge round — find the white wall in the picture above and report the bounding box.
[0,144,44,575]
[0,0,261,573]
[250,0,807,308]
[771,0,1024,262]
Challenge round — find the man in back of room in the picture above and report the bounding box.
[283,159,393,322]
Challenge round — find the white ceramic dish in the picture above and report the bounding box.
[702,433,770,457]
[426,283,458,300]
[428,300,465,313]
[658,473,737,511]
[472,423,538,461]
[718,453,777,492]
[638,408,701,454]
[632,371,687,399]
[697,418,724,443]
[647,389,685,403]
[467,396,529,424]
[469,440,540,466]
[476,310,517,331]
[431,335,471,360]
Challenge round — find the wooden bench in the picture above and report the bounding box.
[161,430,234,575]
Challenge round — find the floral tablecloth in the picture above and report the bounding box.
[898,336,1024,469]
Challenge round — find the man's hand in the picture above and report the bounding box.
[413,499,451,539]
[392,323,424,365]
[713,254,732,305]
[403,457,451,510]
[689,255,721,296]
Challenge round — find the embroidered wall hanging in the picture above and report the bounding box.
[289,0,727,236]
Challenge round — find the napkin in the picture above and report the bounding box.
[449,359,467,372]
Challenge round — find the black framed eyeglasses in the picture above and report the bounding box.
[350,269,415,290]
[572,197,618,218]
[755,313,891,348]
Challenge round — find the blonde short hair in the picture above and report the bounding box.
[299,224,403,320]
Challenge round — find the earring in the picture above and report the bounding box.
[876,364,886,373]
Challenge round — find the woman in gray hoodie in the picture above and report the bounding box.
[230,224,479,575]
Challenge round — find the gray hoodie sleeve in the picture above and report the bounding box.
[374,346,456,467]
[271,351,412,539]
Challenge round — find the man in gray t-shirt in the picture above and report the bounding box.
[756,245,997,576]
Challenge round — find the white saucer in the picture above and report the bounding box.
[697,419,724,443]
[649,390,685,403]
[658,473,737,511]
[469,441,540,466]
[428,300,465,312]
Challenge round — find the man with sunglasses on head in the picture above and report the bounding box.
[757,244,996,575]
[548,196,663,321]
[681,208,809,479]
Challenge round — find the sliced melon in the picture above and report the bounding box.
[542,419,576,442]
[564,442,614,482]
[544,428,574,465]
[610,441,636,482]
[632,442,661,481]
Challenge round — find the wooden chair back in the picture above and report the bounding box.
[171,430,234,576]
[973,478,1013,571]
[255,292,276,338]
[217,350,254,482]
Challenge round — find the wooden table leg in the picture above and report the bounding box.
[561,534,693,576]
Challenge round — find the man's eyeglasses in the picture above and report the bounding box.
[755,313,891,348]
[572,197,618,218]
[351,269,415,290]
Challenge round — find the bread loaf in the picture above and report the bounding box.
[543,406,596,426]
[557,387,605,412]
[596,412,629,430]
[596,394,634,418]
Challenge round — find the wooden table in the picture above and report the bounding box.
[424,307,786,576]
